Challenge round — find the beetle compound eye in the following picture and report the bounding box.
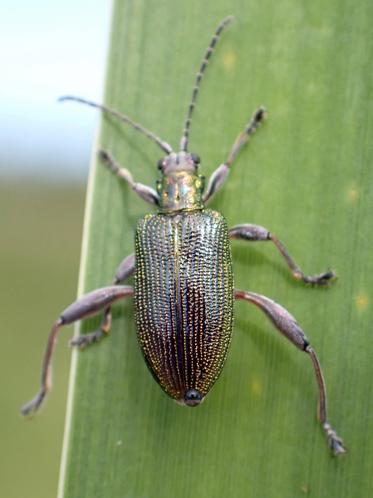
[157,158,165,169]
[191,153,200,164]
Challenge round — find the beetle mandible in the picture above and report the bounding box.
[22,16,346,455]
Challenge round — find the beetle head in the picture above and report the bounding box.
[157,151,200,175]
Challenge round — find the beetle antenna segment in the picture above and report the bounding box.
[180,16,234,152]
[59,95,173,154]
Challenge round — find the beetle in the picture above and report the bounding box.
[22,16,346,455]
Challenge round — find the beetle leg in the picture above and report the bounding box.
[229,224,335,285]
[235,289,346,456]
[113,253,135,284]
[75,254,136,349]
[99,149,160,206]
[203,107,266,202]
[21,285,134,416]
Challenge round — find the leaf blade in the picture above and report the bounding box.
[59,2,373,497]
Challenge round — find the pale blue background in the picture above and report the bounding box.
[0,1,111,182]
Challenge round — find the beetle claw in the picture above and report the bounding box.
[21,389,46,417]
[324,423,347,456]
[303,270,337,286]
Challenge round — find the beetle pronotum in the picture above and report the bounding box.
[22,16,346,455]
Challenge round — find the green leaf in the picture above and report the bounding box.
[59,2,373,497]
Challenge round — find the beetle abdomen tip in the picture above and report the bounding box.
[184,389,203,407]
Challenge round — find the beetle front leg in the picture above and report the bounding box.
[21,285,134,416]
[99,150,160,206]
[203,107,266,202]
[235,289,346,455]
[230,224,335,285]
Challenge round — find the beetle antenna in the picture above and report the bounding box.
[59,95,173,154]
[180,16,234,152]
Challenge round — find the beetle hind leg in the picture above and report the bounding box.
[235,289,346,455]
[307,345,346,455]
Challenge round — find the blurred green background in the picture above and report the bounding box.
[0,185,84,498]
[0,2,110,497]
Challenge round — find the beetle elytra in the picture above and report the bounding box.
[22,16,346,455]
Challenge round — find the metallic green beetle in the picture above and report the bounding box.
[22,17,346,455]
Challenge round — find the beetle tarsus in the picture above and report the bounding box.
[98,149,112,164]
[299,270,336,286]
[21,389,46,417]
[70,330,105,349]
[98,149,120,175]
[323,423,347,456]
